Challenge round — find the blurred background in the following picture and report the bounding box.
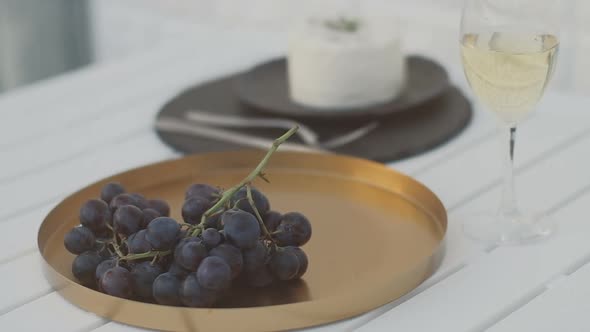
[0,0,585,93]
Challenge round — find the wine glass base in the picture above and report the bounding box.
[463,212,555,246]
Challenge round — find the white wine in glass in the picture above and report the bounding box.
[462,33,559,125]
[460,0,560,245]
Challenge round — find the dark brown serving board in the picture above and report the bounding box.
[233,56,449,119]
[155,75,472,162]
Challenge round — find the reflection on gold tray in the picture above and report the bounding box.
[38,151,447,332]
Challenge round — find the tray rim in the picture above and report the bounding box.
[37,150,447,332]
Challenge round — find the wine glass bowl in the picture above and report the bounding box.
[460,0,560,245]
[461,32,559,126]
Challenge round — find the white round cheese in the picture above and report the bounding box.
[287,17,406,110]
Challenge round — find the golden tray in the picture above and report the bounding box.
[38,151,447,332]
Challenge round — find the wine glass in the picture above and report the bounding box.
[460,0,560,245]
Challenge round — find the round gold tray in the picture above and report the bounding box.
[38,151,447,332]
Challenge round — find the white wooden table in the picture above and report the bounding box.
[1,26,590,332]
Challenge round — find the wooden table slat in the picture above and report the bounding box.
[358,133,590,332]
[488,261,590,332]
[0,134,177,222]
[0,292,104,332]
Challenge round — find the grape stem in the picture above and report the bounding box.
[106,224,126,258]
[151,253,159,265]
[246,185,273,241]
[101,127,298,263]
[106,224,161,260]
[112,244,124,258]
[119,250,171,261]
[190,126,299,236]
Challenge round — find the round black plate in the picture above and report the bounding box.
[155,74,472,162]
[233,55,449,119]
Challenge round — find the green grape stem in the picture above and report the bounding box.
[106,224,165,260]
[245,185,273,241]
[190,126,299,236]
[112,245,124,258]
[106,224,126,258]
[151,253,160,265]
[119,250,171,261]
[107,126,298,260]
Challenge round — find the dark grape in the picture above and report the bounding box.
[72,251,104,286]
[146,217,180,250]
[197,256,231,291]
[141,208,161,229]
[157,252,174,269]
[269,249,300,281]
[130,193,145,199]
[284,246,308,279]
[245,265,274,288]
[109,193,144,212]
[221,209,260,249]
[131,261,163,299]
[174,239,208,271]
[185,184,219,201]
[100,266,133,299]
[79,199,110,232]
[113,205,143,236]
[93,226,112,239]
[153,272,182,306]
[126,230,152,254]
[175,234,200,249]
[231,187,270,215]
[147,199,170,217]
[273,212,312,247]
[201,228,222,248]
[209,244,243,279]
[181,197,211,225]
[130,193,148,210]
[204,212,222,229]
[180,273,219,307]
[263,211,282,232]
[101,182,125,204]
[168,262,191,278]
[242,241,267,272]
[175,229,188,244]
[95,258,117,283]
[64,226,95,255]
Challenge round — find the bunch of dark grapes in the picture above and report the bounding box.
[64,181,312,308]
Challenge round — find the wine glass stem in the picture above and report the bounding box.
[499,126,520,219]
